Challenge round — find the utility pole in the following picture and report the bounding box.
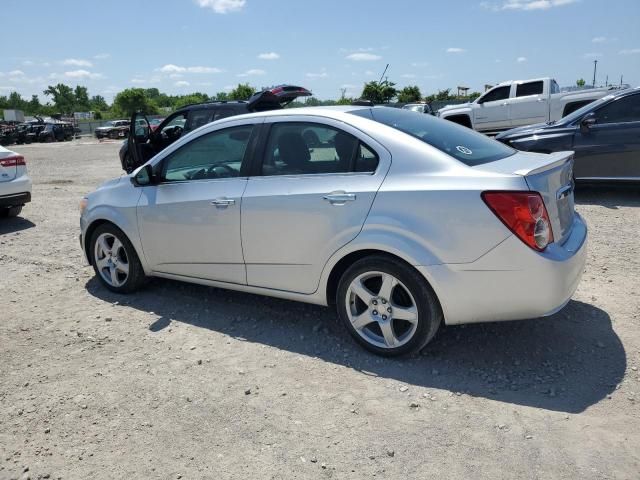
[378,64,389,84]
[605,75,608,87]
[592,60,598,87]
[620,75,623,86]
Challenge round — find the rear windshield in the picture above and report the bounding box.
[350,107,515,166]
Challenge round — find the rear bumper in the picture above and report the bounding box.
[0,191,31,207]
[420,212,588,325]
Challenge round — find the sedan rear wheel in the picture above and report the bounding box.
[90,224,145,293]
[337,256,442,356]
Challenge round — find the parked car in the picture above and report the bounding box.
[149,118,165,131]
[402,103,434,115]
[38,122,73,142]
[120,85,312,173]
[496,87,640,181]
[95,120,130,139]
[438,77,616,134]
[80,106,587,356]
[0,145,31,217]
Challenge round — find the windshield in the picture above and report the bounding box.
[558,94,616,125]
[350,107,515,166]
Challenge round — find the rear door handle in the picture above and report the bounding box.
[323,192,356,205]
[211,197,236,207]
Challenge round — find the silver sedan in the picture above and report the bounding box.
[80,106,587,356]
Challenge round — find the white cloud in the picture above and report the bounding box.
[364,70,375,76]
[94,53,111,59]
[131,78,146,84]
[446,47,466,53]
[619,48,640,55]
[516,56,527,62]
[157,64,222,73]
[401,74,417,79]
[411,61,429,67]
[63,58,93,67]
[195,0,246,14]
[64,70,103,79]
[237,69,265,77]
[258,52,280,60]
[346,53,382,61]
[9,70,25,76]
[22,60,34,66]
[175,81,191,87]
[196,82,213,86]
[0,86,17,91]
[582,52,603,59]
[306,72,329,78]
[481,0,578,10]
[591,36,606,43]
[169,73,184,79]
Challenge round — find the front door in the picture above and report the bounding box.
[241,118,391,294]
[509,80,548,126]
[136,123,257,284]
[473,85,512,131]
[573,93,640,179]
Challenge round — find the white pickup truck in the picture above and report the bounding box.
[437,77,614,133]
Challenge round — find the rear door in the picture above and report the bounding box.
[572,93,640,179]
[509,80,548,126]
[240,116,390,294]
[474,85,512,131]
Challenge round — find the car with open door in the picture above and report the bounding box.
[120,85,312,173]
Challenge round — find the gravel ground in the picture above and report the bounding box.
[1,139,639,480]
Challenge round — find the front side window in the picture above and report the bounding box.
[162,125,253,182]
[261,122,378,176]
[351,107,515,167]
[594,94,640,124]
[516,81,543,97]
[478,86,511,104]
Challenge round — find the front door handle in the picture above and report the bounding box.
[323,192,356,205]
[211,197,236,208]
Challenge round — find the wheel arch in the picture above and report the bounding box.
[84,217,146,272]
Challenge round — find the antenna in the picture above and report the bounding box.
[378,64,389,84]
[592,60,598,87]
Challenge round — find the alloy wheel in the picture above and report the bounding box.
[94,232,130,288]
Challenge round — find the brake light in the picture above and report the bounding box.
[0,155,26,167]
[482,191,554,251]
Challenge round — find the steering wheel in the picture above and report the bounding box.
[207,163,237,178]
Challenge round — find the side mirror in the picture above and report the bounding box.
[130,164,154,187]
[580,112,597,134]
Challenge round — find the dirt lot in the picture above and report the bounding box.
[1,139,639,480]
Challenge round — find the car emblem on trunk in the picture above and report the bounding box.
[456,145,473,155]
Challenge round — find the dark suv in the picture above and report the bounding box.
[121,85,311,173]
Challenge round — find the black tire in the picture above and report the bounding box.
[89,223,146,293]
[336,255,442,357]
[0,206,22,218]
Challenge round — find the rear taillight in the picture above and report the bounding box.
[0,155,26,167]
[482,191,554,251]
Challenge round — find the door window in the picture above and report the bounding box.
[261,122,378,176]
[594,94,640,124]
[516,81,543,97]
[478,86,510,104]
[162,125,253,182]
[186,109,212,132]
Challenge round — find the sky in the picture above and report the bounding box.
[1,0,639,102]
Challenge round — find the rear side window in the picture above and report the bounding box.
[478,86,510,103]
[350,107,515,167]
[516,81,543,97]
[261,122,378,176]
[594,94,640,124]
[186,109,212,132]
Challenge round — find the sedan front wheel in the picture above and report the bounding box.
[337,256,442,356]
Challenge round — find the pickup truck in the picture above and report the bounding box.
[437,77,615,134]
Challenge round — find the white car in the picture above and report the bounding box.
[0,145,31,217]
[438,77,616,134]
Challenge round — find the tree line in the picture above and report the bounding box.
[0,80,483,121]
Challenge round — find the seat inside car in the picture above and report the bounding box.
[275,132,311,174]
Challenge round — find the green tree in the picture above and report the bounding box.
[89,95,109,111]
[112,88,158,116]
[576,78,586,87]
[360,80,397,104]
[435,88,455,101]
[7,91,27,110]
[397,85,422,103]
[214,91,229,101]
[43,83,76,113]
[27,95,42,114]
[173,93,210,109]
[74,85,90,111]
[468,91,482,101]
[228,83,256,101]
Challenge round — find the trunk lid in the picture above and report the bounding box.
[247,85,312,112]
[474,150,575,244]
[0,146,18,183]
